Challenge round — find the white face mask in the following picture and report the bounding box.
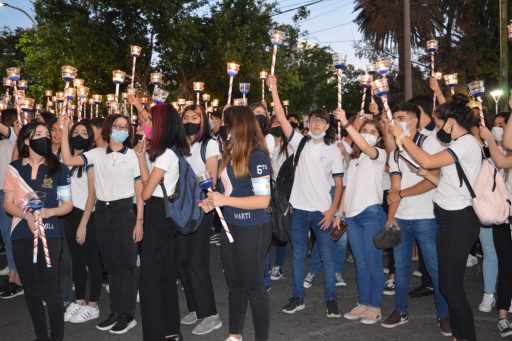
[361,133,378,147]
[492,126,504,142]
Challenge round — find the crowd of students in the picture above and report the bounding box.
[0,73,511,341]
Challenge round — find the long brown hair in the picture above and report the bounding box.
[351,119,385,159]
[220,106,269,178]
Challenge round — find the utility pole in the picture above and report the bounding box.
[499,0,508,111]
[404,0,412,100]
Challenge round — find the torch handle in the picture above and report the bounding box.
[227,76,234,105]
[450,88,455,96]
[477,97,485,127]
[337,70,342,110]
[196,93,200,106]
[115,84,120,101]
[271,45,278,76]
[431,52,436,110]
[207,188,234,243]
[360,88,367,117]
[261,79,265,102]
[131,56,137,88]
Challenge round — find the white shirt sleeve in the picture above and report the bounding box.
[153,149,179,172]
[388,150,400,176]
[205,139,221,161]
[331,146,344,177]
[287,130,303,152]
[265,134,275,157]
[8,127,17,143]
[371,147,387,165]
[82,147,100,167]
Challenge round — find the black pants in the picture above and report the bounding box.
[493,223,512,311]
[434,204,479,341]
[62,207,102,302]
[13,237,64,341]
[59,219,74,303]
[221,222,272,341]
[140,197,180,340]
[95,198,138,317]
[176,212,217,319]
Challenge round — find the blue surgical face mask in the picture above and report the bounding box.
[111,130,129,144]
[308,130,326,140]
[399,122,409,133]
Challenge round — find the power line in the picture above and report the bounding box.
[307,20,353,34]
[271,0,326,16]
[299,0,351,23]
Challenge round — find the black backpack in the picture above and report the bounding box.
[268,136,307,243]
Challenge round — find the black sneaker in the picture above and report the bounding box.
[109,314,137,334]
[383,279,395,296]
[0,281,10,294]
[96,312,119,331]
[282,296,305,314]
[326,299,341,318]
[0,283,23,299]
[498,319,512,338]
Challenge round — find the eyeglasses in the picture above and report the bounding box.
[112,125,129,131]
[309,117,327,125]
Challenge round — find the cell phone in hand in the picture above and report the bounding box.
[329,220,348,241]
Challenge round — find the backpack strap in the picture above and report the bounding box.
[447,148,476,199]
[293,136,308,169]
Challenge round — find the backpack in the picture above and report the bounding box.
[454,154,510,226]
[275,136,308,199]
[269,136,308,243]
[160,146,206,234]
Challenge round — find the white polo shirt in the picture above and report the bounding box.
[69,165,94,211]
[0,127,16,190]
[433,134,482,210]
[288,131,344,212]
[186,140,221,177]
[81,146,141,202]
[344,147,387,218]
[149,148,180,198]
[389,133,444,220]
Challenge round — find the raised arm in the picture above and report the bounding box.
[480,126,512,169]
[430,77,446,105]
[336,108,378,159]
[266,75,293,139]
[60,117,86,166]
[128,94,151,125]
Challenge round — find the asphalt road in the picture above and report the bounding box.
[0,244,501,340]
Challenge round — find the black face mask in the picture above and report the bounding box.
[270,126,283,137]
[29,137,51,156]
[298,122,304,130]
[184,123,201,136]
[290,122,299,129]
[436,123,452,144]
[71,135,90,150]
[255,115,267,129]
[218,126,230,142]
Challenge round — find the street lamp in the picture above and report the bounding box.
[0,2,36,26]
[490,89,504,115]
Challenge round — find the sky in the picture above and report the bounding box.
[0,0,368,68]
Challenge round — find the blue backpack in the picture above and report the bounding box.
[159,146,205,234]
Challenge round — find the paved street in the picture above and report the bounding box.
[0,245,500,340]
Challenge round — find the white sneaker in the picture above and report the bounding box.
[64,302,85,322]
[0,266,9,276]
[466,254,478,267]
[270,266,285,280]
[335,273,347,287]
[226,337,242,341]
[136,291,140,303]
[70,305,100,323]
[478,293,496,313]
[181,311,198,325]
[412,270,422,277]
[303,273,315,289]
[192,314,222,335]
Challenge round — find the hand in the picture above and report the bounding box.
[385,218,400,230]
[266,74,277,89]
[319,208,335,230]
[207,191,227,207]
[59,114,70,131]
[391,120,405,138]
[133,222,143,243]
[198,199,214,213]
[333,215,341,229]
[337,141,346,154]
[429,77,441,94]
[412,167,429,178]
[134,138,146,158]
[479,126,493,142]
[335,108,348,125]
[127,94,137,106]
[76,224,86,245]
[387,189,401,206]
[368,102,379,115]
[24,211,37,232]
[39,208,54,219]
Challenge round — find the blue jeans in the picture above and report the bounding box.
[346,204,385,308]
[394,218,449,318]
[0,190,15,271]
[264,244,287,288]
[291,209,336,301]
[308,233,347,276]
[479,227,497,294]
